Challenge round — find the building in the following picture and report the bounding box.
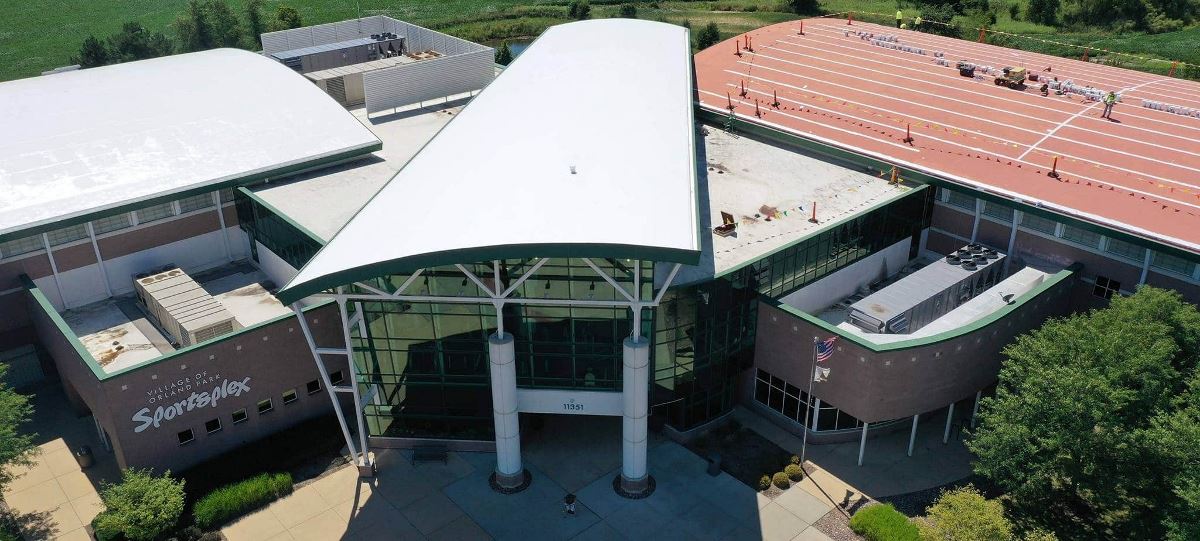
[2,15,1199,497]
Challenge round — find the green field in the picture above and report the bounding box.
[0,0,1196,82]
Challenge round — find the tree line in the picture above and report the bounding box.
[905,0,1199,34]
[73,0,305,69]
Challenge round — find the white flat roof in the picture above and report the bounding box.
[0,48,380,239]
[280,20,700,303]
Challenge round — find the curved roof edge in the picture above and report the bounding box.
[279,19,700,304]
[277,243,699,305]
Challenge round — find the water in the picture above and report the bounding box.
[488,39,533,59]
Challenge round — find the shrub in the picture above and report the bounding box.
[850,503,920,541]
[92,469,186,541]
[789,455,801,465]
[917,485,1014,541]
[618,4,637,18]
[771,472,790,489]
[758,474,771,491]
[784,463,804,481]
[695,21,721,50]
[193,472,293,530]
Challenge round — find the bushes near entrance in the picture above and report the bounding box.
[92,469,186,541]
[758,475,771,491]
[850,503,921,541]
[771,472,791,489]
[192,472,293,530]
[784,463,803,481]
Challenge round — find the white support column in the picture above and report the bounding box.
[41,233,67,308]
[811,398,821,431]
[619,336,652,496]
[857,422,869,466]
[970,198,983,242]
[1005,210,1021,274]
[291,305,360,469]
[489,332,524,489]
[971,390,982,429]
[84,222,113,298]
[943,402,956,444]
[337,297,372,471]
[1138,249,1152,285]
[212,191,232,261]
[907,414,919,457]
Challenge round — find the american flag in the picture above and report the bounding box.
[815,336,837,363]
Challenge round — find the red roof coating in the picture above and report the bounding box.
[694,18,1200,253]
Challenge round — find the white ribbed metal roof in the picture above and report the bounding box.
[280,19,699,303]
[0,48,380,239]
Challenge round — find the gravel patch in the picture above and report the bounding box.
[813,508,862,541]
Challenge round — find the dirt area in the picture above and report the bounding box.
[683,418,794,491]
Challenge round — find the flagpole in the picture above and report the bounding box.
[800,336,818,475]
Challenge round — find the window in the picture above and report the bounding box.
[329,370,345,386]
[257,399,273,414]
[0,236,43,259]
[943,189,976,210]
[306,379,322,395]
[205,418,222,434]
[45,224,88,246]
[1020,213,1057,235]
[232,409,248,424]
[177,193,215,214]
[136,202,176,224]
[1061,225,1101,249]
[1104,237,1146,262]
[1093,276,1121,299]
[91,213,132,235]
[981,201,1012,223]
[1151,251,1197,277]
[178,429,195,445]
[282,389,298,405]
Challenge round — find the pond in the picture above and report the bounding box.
[487,38,534,59]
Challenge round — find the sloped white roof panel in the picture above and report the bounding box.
[0,48,380,238]
[280,19,700,303]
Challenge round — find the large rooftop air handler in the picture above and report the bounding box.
[133,267,239,346]
[847,244,1006,334]
[269,34,405,74]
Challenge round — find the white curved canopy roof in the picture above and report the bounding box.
[0,48,380,239]
[280,19,700,303]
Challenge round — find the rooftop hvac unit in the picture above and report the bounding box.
[133,267,239,347]
[847,244,1006,335]
[269,36,406,74]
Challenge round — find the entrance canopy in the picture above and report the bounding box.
[279,19,700,304]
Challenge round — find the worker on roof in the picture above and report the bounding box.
[914,15,923,30]
[1102,91,1118,119]
[896,9,903,27]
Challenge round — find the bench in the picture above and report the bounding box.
[411,445,448,466]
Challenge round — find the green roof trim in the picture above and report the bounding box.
[0,142,380,244]
[275,243,701,305]
[761,263,1079,352]
[23,274,332,382]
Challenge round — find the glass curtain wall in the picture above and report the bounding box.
[747,187,933,299]
[654,271,759,431]
[234,191,322,269]
[350,258,653,439]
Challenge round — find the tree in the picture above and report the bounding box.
[968,287,1200,540]
[495,42,513,65]
[245,0,266,48]
[108,22,174,63]
[1026,0,1060,24]
[789,0,820,14]
[73,35,112,68]
[273,6,304,31]
[176,0,243,52]
[92,469,185,541]
[567,0,591,19]
[917,486,1014,541]
[0,365,35,494]
[696,22,721,51]
[619,4,638,18]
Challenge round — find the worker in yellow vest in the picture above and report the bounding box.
[914,15,923,31]
[896,9,903,28]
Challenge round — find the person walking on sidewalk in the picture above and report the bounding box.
[1102,91,1118,119]
[896,9,903,27]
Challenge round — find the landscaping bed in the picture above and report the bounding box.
[683,419,794,491]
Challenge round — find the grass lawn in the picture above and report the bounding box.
[0,0,1196,81]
